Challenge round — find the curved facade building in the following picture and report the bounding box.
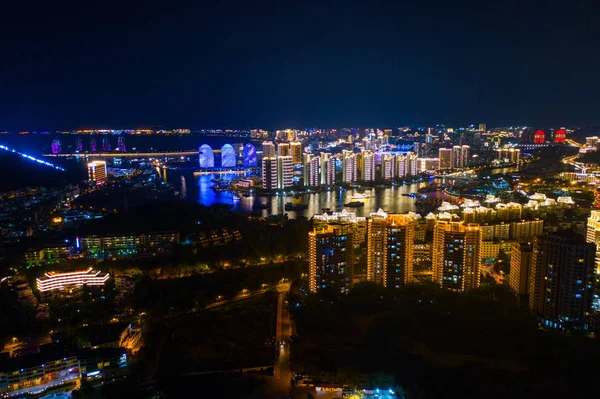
[117,136,126,152]
[555,129,566,143]
[243,143,257,167]
[90,137,97,152]
[75,137,83,152]
[221,144,236,167]
[534,130,545,144]
[102,136,111,152]
[199,144,215,168]
[51,138,62,154]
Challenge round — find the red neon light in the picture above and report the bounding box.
[534,130,545,144]
[555,129,566,143]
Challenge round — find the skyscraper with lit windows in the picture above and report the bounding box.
[87,161,107,184]
[290,142,303,164]
[320,153,335,186]
[438,148,453,170]
[529,234,595,329]
[308,223,354,294]
[360,150,376,181]
[277,155,293,189]
[262,141,275,158]
[381,154,395,181]
[432,221,482,292]
[367,210,416,288]
[261,157,277,190]
[303,154,320,187]
[342,151,357,183]
[277,142,291,157]
[509,242,533,305]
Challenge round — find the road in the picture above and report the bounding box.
[265,283,294,398]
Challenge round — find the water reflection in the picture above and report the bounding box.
[167,170,447,218]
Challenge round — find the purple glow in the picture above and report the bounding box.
[102,136,111,152]
[51,138,62,154]
[117,136,126,152]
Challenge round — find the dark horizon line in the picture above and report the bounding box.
[0,123,594,133]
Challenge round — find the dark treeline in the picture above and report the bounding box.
[291,282,600,398]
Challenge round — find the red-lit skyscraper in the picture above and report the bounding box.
[534,130,545,143]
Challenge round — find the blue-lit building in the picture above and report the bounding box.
[221,144,236,167]
[199,144,215,168]
[243,143,257,167]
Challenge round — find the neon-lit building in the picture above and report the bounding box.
[555,129,566,143]
[534,130,545,144]
[87,161,107,183]
[75,136,83,152]
[117,136,126,152]
[36,268,110,293]
[51,138,62,154]
[199,144,215,168]
[90,136,97,152]
[221,144,236,167]
[101,136,111,152]
[243,143,257,167]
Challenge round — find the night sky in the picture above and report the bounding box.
[1,1,599,130]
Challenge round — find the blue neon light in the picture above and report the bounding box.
[0,145,66,171]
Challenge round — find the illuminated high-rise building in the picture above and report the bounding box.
[438,148,453,169]
[261,157,277,190]
[75,136,83,152]
[277,142,291,157]
[277,155,293,189]
[342,151,357,183]
[478,123,486,132]
[87,161,107,183]
[51,138,61,154]
[290,142,303,165]
[262,141,276,158]
[303,154,320,187]
[461,145,470,167]
[320,153,335,186]
[509,242,533,303]
[534,130,545,144]
[117,136,126,152]
[586,210,600,275]
[90,136,97,152]
[529,234,595,328]
[407,152,418,175]
[360,151,376,181]
[308,223,354,294]
[396,154,407,178]
[102,136,111,152]
[381,153,395,180]
[367,210,415,288]
[432,221,482,292]
[452,146,462,168]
